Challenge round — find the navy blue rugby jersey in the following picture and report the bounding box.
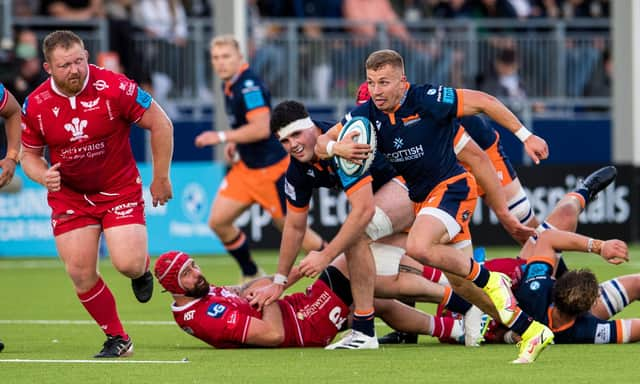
[458,115,497,150]
[223,64,286,168]
[514,258,622,344]
[344,83,466,202]
[283,120,395,211]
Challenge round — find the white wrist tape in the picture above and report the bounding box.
[218,131,227,143]
[326,140,337,157]
[587,238,594,253]
[515,126,532,142]
[273,273,288,285]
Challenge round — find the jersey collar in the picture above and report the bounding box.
[224,62,250,96]
[49,65,90,98]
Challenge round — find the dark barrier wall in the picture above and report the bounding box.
[237,165,639,249]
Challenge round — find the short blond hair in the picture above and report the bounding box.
[365,49,404,72]
[210,34,241,52]
[43,30,84,63]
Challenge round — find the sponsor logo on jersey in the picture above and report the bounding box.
[207,303,227,318]
[64,117,89,142]
[393,137,404,150]
[306,169,315,178]
[52,106,60,117]
[427,88,437,96]
[529,281,540,291]
[93,80,109,91]
[295,290,331,320]
[184,310,196,321]
[384,144,424,163]
[80,97,101,112]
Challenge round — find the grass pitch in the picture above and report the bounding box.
[1,247,639,383]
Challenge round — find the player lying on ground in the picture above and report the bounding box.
[154,251,465,348]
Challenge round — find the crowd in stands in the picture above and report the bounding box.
[1,0,612,106]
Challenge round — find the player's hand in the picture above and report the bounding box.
[523,135,549,165]
[150,177,173,207]
[496,211,535,244]
[43,163,62,192]
[248,283,285,311]
[335,130,371,164]
[194,131,223,148]
[600,239,629,265]
[223,143,239,164]
[299,250,331,278]
[0,157,17,188]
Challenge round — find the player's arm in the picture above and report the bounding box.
[137,100,174,207]
[459,89,548,164]
[530,229,628,266]
[195,109,271,147]
[315,124,371,161]
[456,138,534,244]
[244,302,285,347]
[249,207,308,310]
[0,90,21,187]
[299,181,375,277]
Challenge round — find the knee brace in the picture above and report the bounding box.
[370,242,405,276]
[365,206,394,241]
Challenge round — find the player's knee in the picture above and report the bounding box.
[405,239,433,265]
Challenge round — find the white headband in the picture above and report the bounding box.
[277,117,314,140]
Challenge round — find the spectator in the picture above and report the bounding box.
[103,0,153,92]
[39,0,104,19]
[341,0,453,85]
[3,29,48,104]
[131,0,188,115]
[478,47,527,100]
[583,49,611,97]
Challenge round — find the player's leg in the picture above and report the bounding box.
[208,193,256,280]
[374,298,464,343]
[592,274,640,320]
[325,236,378,349]
[56,226,132,358]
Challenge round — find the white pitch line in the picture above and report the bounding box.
[0,359,188,364]
[0,319,389,326]
[0,320,174,325]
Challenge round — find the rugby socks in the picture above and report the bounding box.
[507,311,534,336]
[352,309,376,337]
[466,260,490,288]
[224,231,258,276]
[566,191,586,210]
[440,286,473,314]
[430,315,460,340]
[78,278,127,339]
[422,266,449,285]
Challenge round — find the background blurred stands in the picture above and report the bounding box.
[0,29,48,105]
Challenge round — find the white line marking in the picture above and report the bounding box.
[0,359,188,364]
[0,320,174,325]
[0,319,389,326]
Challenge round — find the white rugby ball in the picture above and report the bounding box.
[334,116,376,177]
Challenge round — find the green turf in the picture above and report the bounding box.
[1,247,639,383]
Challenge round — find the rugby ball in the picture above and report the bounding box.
[334,116,376,177]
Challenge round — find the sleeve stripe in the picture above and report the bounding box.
[455,89,464,118]
[286,201,309,213]
[246,106,269,120]
[345,175,373,196]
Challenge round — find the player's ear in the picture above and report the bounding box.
[43,61,51,75]
[84,50,89,60]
